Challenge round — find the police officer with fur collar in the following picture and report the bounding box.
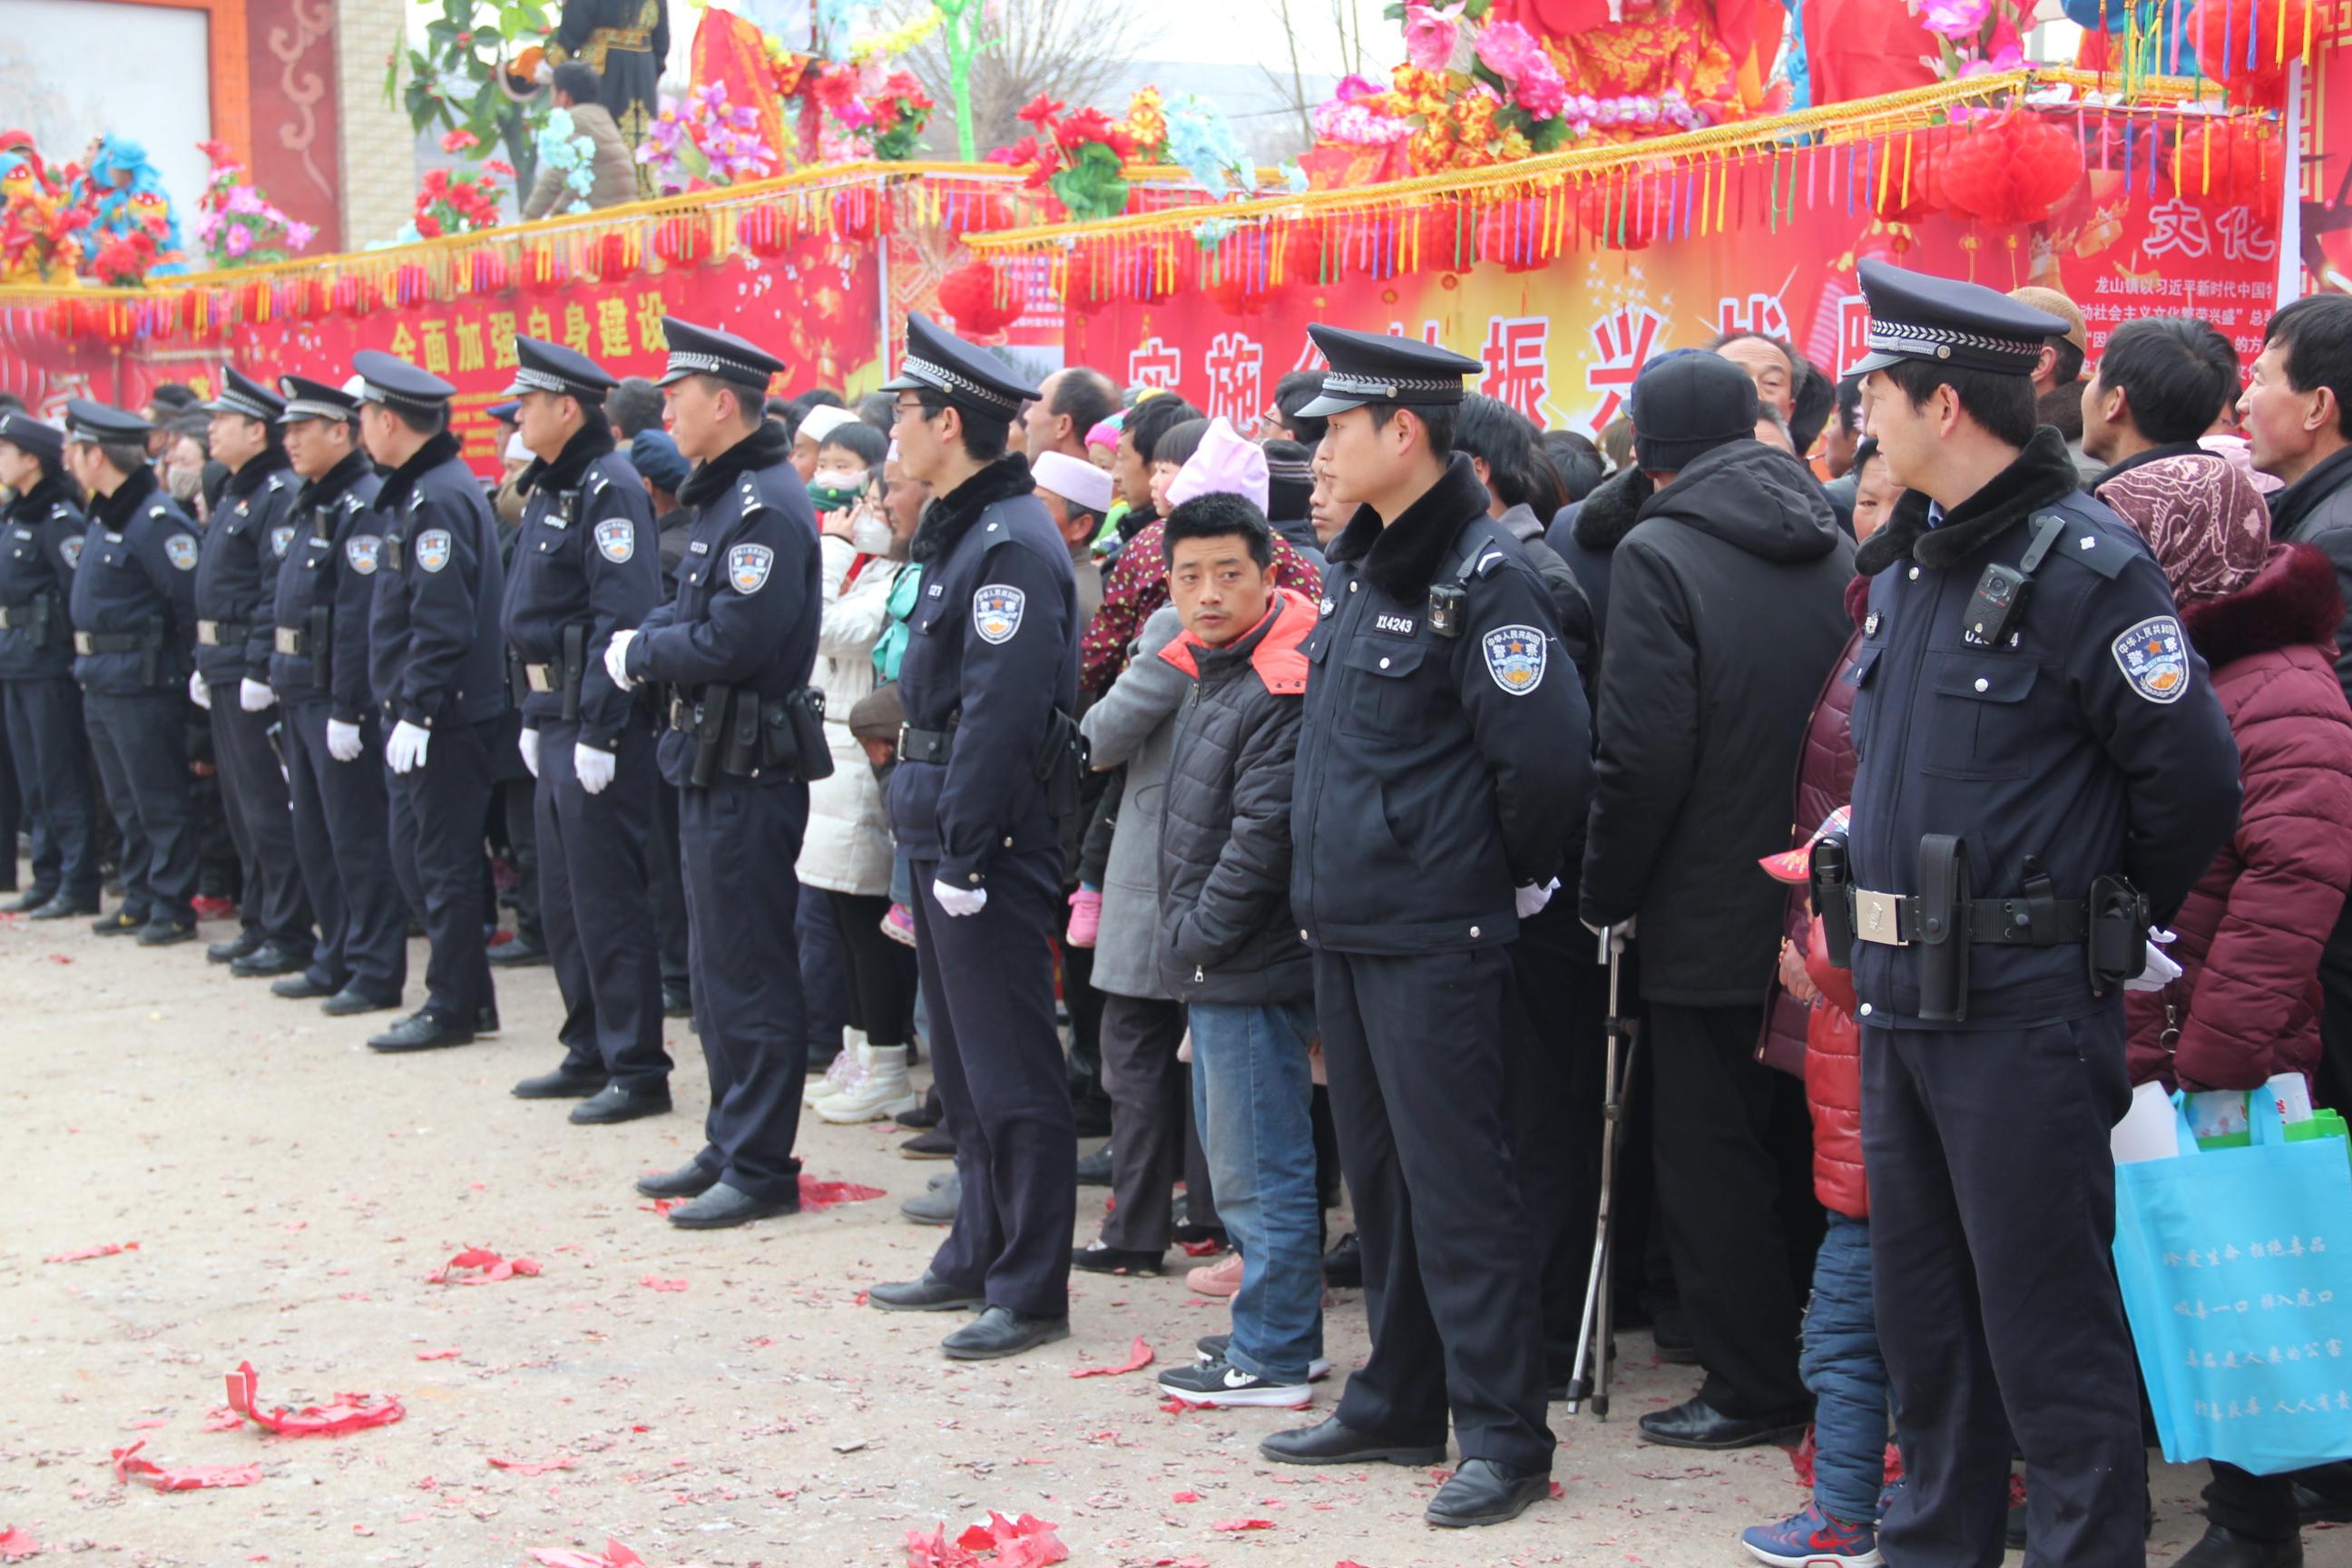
[0,410,100,919]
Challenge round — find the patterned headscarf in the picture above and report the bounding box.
[2094,451,2270,609]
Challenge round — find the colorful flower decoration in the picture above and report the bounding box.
[193,140,315,269]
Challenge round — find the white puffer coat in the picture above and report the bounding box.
[797,534,898,897]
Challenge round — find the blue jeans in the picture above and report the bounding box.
[1189,1000,1323,1384]
[1802,1210,1890,1525]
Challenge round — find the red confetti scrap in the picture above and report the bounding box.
[906,1511,1069,1568]
[525,1543,647,1568]
[1551,1480,1567,1499]
[201,1407,243,1432]
[0,1528,42,1560]
[44,1241,138,1263]
[638,1200,682,1217]
[799,1176,887,1210]
[42,953,71,965]
[488,1455,578,1475]
[415,1348,460,1361]
[1210,1518,1274,1531]
[124,1417,167,1430]
[1157,1397,1203,1415]
[1069,1337,1154,1379]
[1171,1490,1200,1503]
[111,1441,263,1493]
[427,1248,540,1285]
[1177,1238,1222,1257]
[638,1275,689,1292]
[221,1361,404,1437]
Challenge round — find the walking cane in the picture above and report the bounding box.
[1565,923,1639,1417]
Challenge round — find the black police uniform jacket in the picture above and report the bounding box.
[1293,455,1594,955]
[193,451,298,690]
[503,423,660,750]
[0,475,87,681]
[271,447,383,723]
[622,421,819,789]
[884,452,1079,890]
[70,466,199,695]
[368,432,507,730]
[1847,428,2242,1031]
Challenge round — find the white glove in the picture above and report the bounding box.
[933,878,988,917]
[518,727,540,778]
[2124,927,2185,994]
[326,718,364,762]
[574,741,615,795]
[603,628,639,692]
[189,670,211,709]
[1515,878,1560,919]
[386,720,431,775]
[239,677,276,713]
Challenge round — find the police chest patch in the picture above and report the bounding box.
[415,528,453,573]
[973,583,1025,644]
[162,533,199,572]
[346,534,383,574]
[2112,614,2190,704]
[729,544,774,594]
[594,519,636,564]
[270,524,298,559]
[1482,624,1547,696]
[58,535,83,571]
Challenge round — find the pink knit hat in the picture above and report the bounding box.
[1164,417,1269,514]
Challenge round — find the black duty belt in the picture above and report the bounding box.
[1850,888,2091,949]
[0,604,37,630]
[522,662,559,694]
[898,723,956,764]
[196,619,251,647]
[74,631,144,654]
[274,626,309,655]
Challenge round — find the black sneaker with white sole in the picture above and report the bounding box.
[1160,1357,1313,1409]
[1196,1333,1331,1382]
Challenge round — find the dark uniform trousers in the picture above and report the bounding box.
[680,778,809,1204]
[387,716,497,1019]
[538,720,668,1092]
[282,701,406,1000]
[909,847,1076,1320]
[4,677,99,903]
[85,691,196,923]
[650,775,690,995]
[209,701,312,948]
[1863,1012,2145,1568]
[1316,944,1553,1475]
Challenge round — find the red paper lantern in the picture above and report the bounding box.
[2190,0,2310,100]
[391,263,431,307]
[654,217,710,268]
[1940,108,2084,229]
[946,187,1021,237]
[1275,223,1326,290]
[2195,116,2287,228]
[461,245,509,296]
[332,275,375,320]
[936,260,1022,337]
[1473,197,1554,272]
[585,230,638,283]
[740,203,795,258]
[1859,131,1948,223]
[829,186,883,242]
[47,299,77,339]
[519,243,569,295]
[1577,164,1673,251]
[1057,249,1099,306]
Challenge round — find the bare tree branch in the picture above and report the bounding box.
[896,0,1145,159]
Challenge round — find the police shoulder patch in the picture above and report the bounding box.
[973,583,1026,645]
[162,532,199,572]
[1481,623,1547,696]
[270,523,298,559]
[58,534,84,571]
[346,534,383,574]
[2112,614,2190,704]
[594,518,636,564]
[415,528,453,573]
[728,543,774,594]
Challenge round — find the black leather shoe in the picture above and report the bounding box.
[137,919,197,947]
[634,1161,717,1200]
[271,972,340,1000]
[208,931,263,965]
[475,1004,500,1036]
[1323,1231,1364,1289]
[366,1008,475,1053]
[1074,1143,1114,1185]
[93,908,146,936]
[868,1271,986,1312]
[662,981,691,1019]
[32,895,99,920]
[941,1306,1069,1360]
[1259,1416,1447,1468]
[1636,1396,1811,1451]
[230,941,304,977]
[1072,1241,1163,1276]
[487,932,550,967]
[2296,1463,2352,1524]
[321,987,400,1017]
[2172,1524,2304,1568]
[513,1067,604,1100]
[571,1083,671,1125]
[1426,1458,1551,1528]
[666,1181,797,1229]
[7,887,55,914]
[898,1126,956,1161]
[896,1089,943,1129]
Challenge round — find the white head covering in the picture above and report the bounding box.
[505,433,532,464]
[1033,450,1113,516]
[797,405,858,446]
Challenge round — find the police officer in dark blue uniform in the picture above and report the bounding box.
[0,411,100,918]
[354,351,506,1052]
[1267,327,1592,1528]
[608,318,820,1230]
[193,367,314,976]
[1832,262,2242,1568]
[865,315,1081,1361]
[267,374,410,1015]
[64,400,202,945]
[499,336,671,1125]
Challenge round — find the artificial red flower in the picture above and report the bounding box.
[985,135,1041,168]
[423,168,449,196]
[439,128,481,153]
[415,212,444,238]
[1016,93,1066,129]
[482,159,514,180]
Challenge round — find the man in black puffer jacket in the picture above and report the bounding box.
[1579,350,1856,1453]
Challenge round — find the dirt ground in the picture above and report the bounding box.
[1,912,2232,1568]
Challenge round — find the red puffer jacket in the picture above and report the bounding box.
[2124,544,2352,1091]
[1802,914,1867,1219]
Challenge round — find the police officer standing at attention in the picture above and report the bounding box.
[1835,261,2241,1567]
[355,351,506,1051]
[268,374,409,1017]
[864,314,1081,1361]
[0,411,100,919]
[603,318,819,1230]
[502,337,671,1126]
[192,368,314,977]
[1267,327,1592,1528]
[64,400,203,945]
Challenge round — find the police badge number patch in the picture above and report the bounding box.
[415,528,454,573]
[163,533,199,572]
[270,524,298,558]
[346,534,383,574]
[58,535,84,571]
[2112,614,2190,704]
[1482,623,1547,696]
[729,544,774,594]
[973,584,1025,644]
[594,519,636,564]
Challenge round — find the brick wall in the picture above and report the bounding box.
[335,0,416,247]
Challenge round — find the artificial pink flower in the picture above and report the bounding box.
[1513,54,1570,119]
[1403,3,1466,73]
[1475,18,1545,83]
[1919,0,1993,37]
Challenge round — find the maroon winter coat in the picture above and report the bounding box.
[2123,544,2352,1091]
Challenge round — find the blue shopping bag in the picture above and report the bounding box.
[2113,1086,2352,1475]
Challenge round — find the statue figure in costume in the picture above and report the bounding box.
[546,0,671,194]
[1484,0,1788,125]
[0,132,91,284]
[74,135,187,282]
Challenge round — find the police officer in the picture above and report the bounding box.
[64,400,202,944]
[354,351,506,1051]
[1268,327,1592,1528]
[192,368,314,976]
[604,318,819,1230]
[863,314,1081,1360]
[1837,262,2241,1568]
[500,337,671,1125]
[268,374,410,1016]
[0,411,100,918]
